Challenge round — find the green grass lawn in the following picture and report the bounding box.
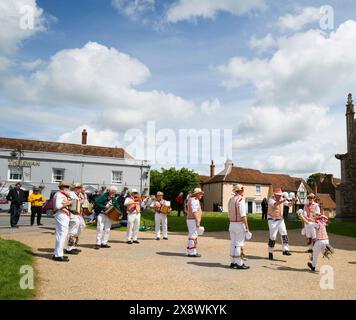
[0,239,36,300]
[89,210,356,238]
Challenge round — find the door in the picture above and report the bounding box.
[248,201,253,214]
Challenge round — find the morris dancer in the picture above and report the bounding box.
[267,188,295,260]
[186,188,204,258]
[65,183,84,255]
[53,181,72,262]
[297,211,334,271]
[124,189,141,244]
[151,191,170,240]
[303,193,320,253]
[94,186,118,249]
[228,184,250,269]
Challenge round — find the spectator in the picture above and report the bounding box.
[175,192,184,217]
[6,182,26,228]
[261,198,268,220]
[28,187,46,226]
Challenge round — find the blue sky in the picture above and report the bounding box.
[1,0,356,177]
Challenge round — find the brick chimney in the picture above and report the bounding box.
[210,160,215,177]
[82,129,88,145]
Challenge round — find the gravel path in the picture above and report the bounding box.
[2,227,356,300]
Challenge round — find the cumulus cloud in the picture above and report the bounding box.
[278,7,322,32]
[218,20,356,106]
[166,0,267,23]
[0,0,46,55]
[249,34,277,53]
[1,42,196,129]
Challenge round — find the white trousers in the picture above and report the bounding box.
[305,223,317,250]
[54,212,70,258]
[155,213,168,238]
[312,239,329,268]
[229,222,246,266]
[268,219,289,253]
[67,215,80,251]
[127,213,140,241]
[187,219,198,255]
[96,214,112,245]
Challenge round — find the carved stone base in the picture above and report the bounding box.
[336,185,356,221]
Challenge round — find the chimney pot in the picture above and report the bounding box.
[210,160,215,177]
[82,129,88,145]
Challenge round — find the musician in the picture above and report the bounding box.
[53,181,73,262]
[186,188,204,257]
[267,188,296,260]
[94,186,119,249]
[303,193,320,253]
[124,189,141,244]
[298,211,334,271]
[150,191,171,240]
[228,184,250,270]
[66,183,84,255]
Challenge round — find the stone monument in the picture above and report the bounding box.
[335,93,356,220]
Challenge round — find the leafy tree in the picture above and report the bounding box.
[307,173,329,189]
[150,168,200,206]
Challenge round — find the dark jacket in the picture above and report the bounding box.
[6,188,27,205]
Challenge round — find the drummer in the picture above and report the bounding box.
[151,191,171,240]
[94,186,119,250]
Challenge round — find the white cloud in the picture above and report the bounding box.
[249,33,277,53]
[233,104,330,149]
[278,7,322,32]
[166,0,267,23]
[58,125,121,147]
[218,20,356,106]
[112,0,155,19]
[21,58,44,71]
[200,98,221,115]
[0,0,46,55]
[1,42,196,130]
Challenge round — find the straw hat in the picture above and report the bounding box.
[307,193,316,199]
[72,183,82,189]
[273,188,283,196]
[58,180,71,188]
[232,184,244,192]
[192,188,204,196]
[157,191,164,196]
[131,188,138,194]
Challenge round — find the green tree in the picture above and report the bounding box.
[150,168,200,205]
[307,173,329,189]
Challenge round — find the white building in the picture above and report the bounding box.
[0,130,150,208]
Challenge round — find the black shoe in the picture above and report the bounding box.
[37,223,43,226]
[94,245,100,250]
[307,262,315,271]
[156,237,160,241]
[307,249,313,253]
[188,254,202,258]
[163,237,168,240]
[101,244,111,248]
[65,250,79,255]
[283,251,292,256]
[133,240,140,244]
[236,264,250,270]
[268,253,274,260]
[127,241,133,244]
[230,263,238,269]
[53,256,69,262]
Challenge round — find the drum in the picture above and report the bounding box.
[69,199,81,215]
[161,201,171,215]
[83,202,94,216]
[105,206,123,222]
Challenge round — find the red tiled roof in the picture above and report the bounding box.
[205,167,270,185]
[317,193,336,209]
[0,137,131,159]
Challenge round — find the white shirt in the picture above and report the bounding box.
[54,191,68,213]
[268,197,277,206]
[238,200,247,218]
[190,198,201,213]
